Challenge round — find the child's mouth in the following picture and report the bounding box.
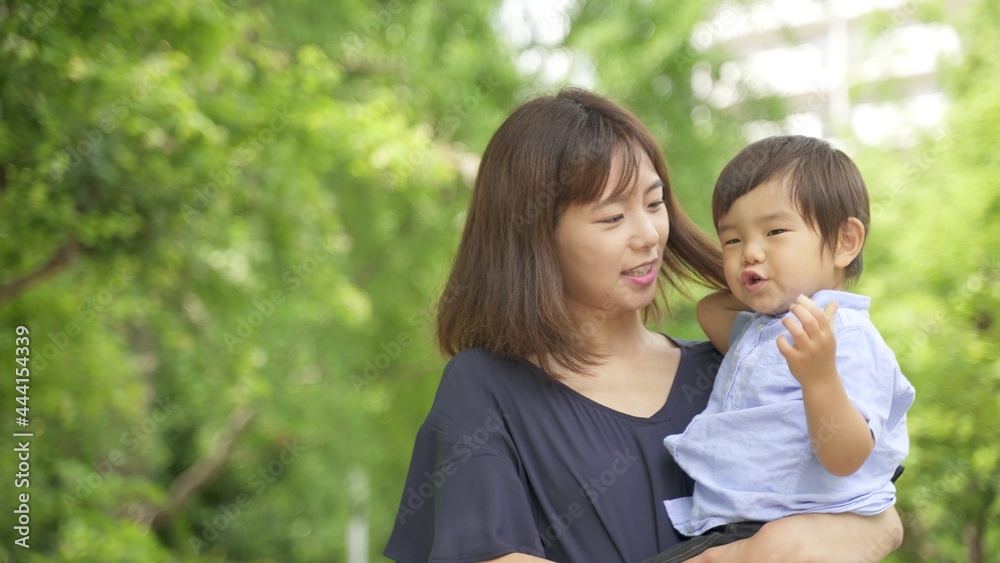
[741,270,766,291]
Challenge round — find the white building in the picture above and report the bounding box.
[692,0,962,146]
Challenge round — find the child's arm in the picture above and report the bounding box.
[696,290,749,354]
[778,295,874,477]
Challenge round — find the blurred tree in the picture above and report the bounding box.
[6,0,991,561]
[564,0,781,221]
[856,0,1000,560]
[0,0,522,560]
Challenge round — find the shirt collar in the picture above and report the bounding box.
[756,289,870,322]
[809,289,870,312]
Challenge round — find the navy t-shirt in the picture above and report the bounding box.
[384,336,722,563]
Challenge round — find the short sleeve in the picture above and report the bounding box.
[833,327,914,445]
[384,353,544,563]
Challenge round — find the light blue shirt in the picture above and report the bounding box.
[664,290,915,536]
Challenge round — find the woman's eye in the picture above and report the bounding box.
[767,229,787,236]
[600,215,624,224]
[648,199,665,210]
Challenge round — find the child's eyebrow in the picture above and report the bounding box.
[717,209,797,232]
[755,210,798,224]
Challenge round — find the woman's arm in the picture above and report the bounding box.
[688,508,903,562]
[482,555,555,562]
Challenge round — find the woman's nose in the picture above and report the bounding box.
[633,213,661,248]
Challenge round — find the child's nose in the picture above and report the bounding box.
[742,242,764,264]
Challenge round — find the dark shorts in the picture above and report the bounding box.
[642,521,765,563]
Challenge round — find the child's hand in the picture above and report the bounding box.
[777,295,839,388]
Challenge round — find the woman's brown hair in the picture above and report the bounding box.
[436,88,724,377]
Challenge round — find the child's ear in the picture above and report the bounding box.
[834,217,866,268]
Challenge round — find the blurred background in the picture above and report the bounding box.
[0,0,996,561]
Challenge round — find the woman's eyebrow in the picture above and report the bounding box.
[591,179,665,211]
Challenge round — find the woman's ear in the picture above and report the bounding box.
[834,217,866,268]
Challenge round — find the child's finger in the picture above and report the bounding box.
[823,301,839,323]
[776,333,794,358]
[795,294,825,319]
[789,302,821,338]
[781,312,806,342]
[793,295,830,335]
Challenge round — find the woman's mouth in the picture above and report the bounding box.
[623,261,657,285]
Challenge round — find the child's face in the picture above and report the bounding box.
[716,178,844,316]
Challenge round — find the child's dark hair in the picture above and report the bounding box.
[712,135,870,283]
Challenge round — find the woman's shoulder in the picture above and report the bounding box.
[426,348,538,429]
[446,346,512,369]
[666,334,723,364]
[668,334,717,351]
[666,335,723,388]
[442,347,537,386]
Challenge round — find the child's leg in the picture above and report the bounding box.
[642,521,764,563]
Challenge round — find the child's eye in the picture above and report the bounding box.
[767,229,787,236]
[723,238,740,246]
[600,215,624,224]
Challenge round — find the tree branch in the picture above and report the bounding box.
[137,406,255,531]
[0,239,82,304]
[964,482,997,563]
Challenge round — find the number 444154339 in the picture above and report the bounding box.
[15,325,29,427]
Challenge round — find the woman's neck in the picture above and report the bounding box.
[573,308,658,358]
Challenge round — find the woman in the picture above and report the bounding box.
[384,89,902,562]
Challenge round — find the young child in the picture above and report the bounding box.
[646,135,915,562]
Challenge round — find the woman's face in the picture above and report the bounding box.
[554,150,669,318]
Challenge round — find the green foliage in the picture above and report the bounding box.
[0,0,995,561]
[856,2,1000,560]
[1,0,520,560]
